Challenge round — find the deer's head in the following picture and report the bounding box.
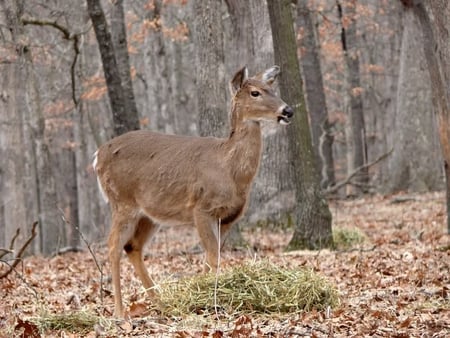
[229,66,294,126]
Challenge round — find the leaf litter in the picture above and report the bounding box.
[1,191,449,337]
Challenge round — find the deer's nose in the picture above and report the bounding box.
[282,106,294,118]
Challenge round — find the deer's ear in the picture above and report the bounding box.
[229,66,249,95]
[260,65,280,86]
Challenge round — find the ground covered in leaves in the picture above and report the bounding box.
[1,192,449,337]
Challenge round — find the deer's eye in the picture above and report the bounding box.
[250,91,261,97]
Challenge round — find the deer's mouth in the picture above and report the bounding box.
[277,105,293,125]
[278,115,292,125]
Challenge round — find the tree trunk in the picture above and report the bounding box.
[110,0,139,121]
[142,0,169,133]
[388,9,441,192]
[86,0,139,136]
[223,0,295,228]
[194,1,227,138]
[412,0,450,234]
[355,0,403,192]
[24,50,61,254]
[1,0,36,253]
[337,0,368,196]
[224,0,255,73]
[194,0,245,247]
[296,0,335,189]
[267,0,333,250]
[68,147,80,249]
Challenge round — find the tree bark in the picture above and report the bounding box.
[86,0,139,136]
[194,0,245,246]
[336,0,368,196]
[267,0,333,250]
[223,1,295,228]
[110,0,139,122]
[296,0,335,189]
[1,0,36,253]
[411,0,450,234]
[142,0,169,133]
[388,9,441,193]
[224,0,255,72]
[24,50,61,254]
[194,0,227,138]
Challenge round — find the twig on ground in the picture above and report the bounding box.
[76,226,105,304]
[55,246,85,255]
[9,228,20,249]
[335,245,377,254]
[0,248,13,260]
[0,227,21,260]
[0,221,38,279]
[0,259,39,301]
[55,207,83,255]
[58,207,105,304]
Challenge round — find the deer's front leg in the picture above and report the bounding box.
[193,209,220,272]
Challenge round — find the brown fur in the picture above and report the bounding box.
[93,66,292,317]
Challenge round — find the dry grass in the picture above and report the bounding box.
[155,260,339,317]
[33,309,102,334]
[332,226,366,250]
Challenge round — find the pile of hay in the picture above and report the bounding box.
[156,260,339,317]
[34,310,101,334]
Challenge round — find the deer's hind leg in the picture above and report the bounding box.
[124,216,160,293]
[108,207,141,317]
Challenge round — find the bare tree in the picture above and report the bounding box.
[296,0,335,188]
[194,0,227,138]
[110,0,139,121]
[411,0,450,233]
[20,11,90,252]
[86,0,140,136]
[336,0,368,196]
[224,1,295,229]
[0,0,30,251]
[25,50,61,254]
[267,0,333,250]
[194,0,246,246]
[388,7,441,192]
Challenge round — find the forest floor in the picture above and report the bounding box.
[1,192,449,337]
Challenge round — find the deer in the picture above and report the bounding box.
[93,65,293,317]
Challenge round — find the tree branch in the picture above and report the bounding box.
[76,226,105,304]
[0,222,38,279]
[58,207,105,304]
[0,227,20,260]
[21,17,80,106]
[325,148,393,194]
[0,248,13,260]
[21,18,72,39]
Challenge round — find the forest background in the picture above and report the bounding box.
[0,0,447,254]
[1,0,450,336]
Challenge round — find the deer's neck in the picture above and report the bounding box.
[223,104,262,190]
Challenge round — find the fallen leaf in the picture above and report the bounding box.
[128,302,149,318]
[14,318,40,338]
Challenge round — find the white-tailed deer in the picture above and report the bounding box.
[93,66,293,317]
